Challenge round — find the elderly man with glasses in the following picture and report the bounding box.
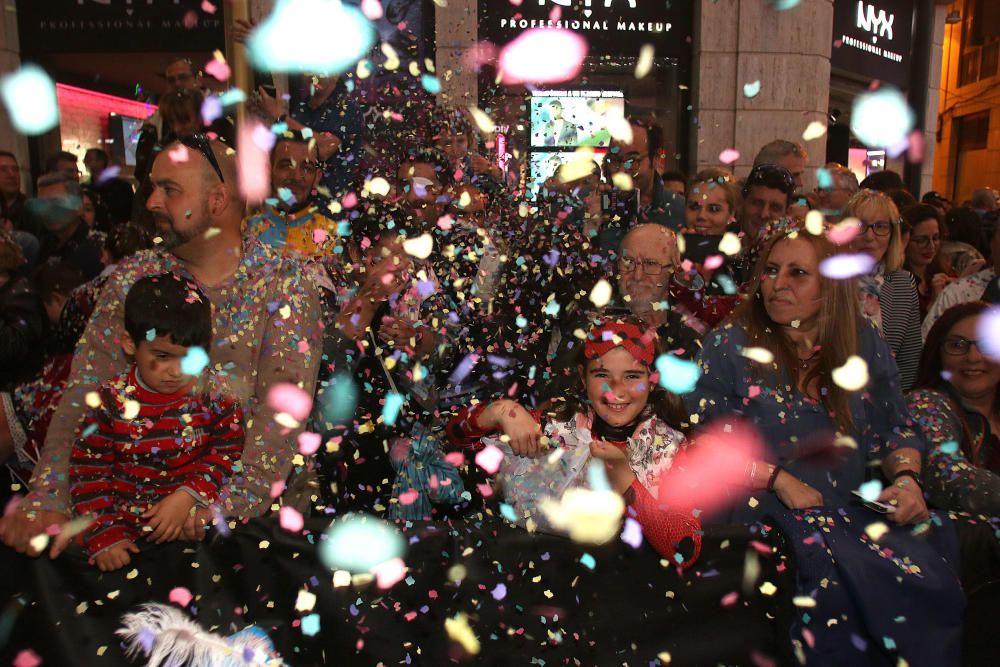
[0,135,323,555]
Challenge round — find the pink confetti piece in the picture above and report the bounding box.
[703,254,724,270]
[313,228,328,245]
[297,340,310,354]
[279,506,304,533]
[826,222,861,245]
[182,10,198,28]
[270,480,286,498]
[444,452,465,467]
[167,145,190,163]
[267,382,313,421]
[436,214,454,231]
[818,253,876,279]
[398,489,420,505]
[372,557,407,589]
[498,28,587,85]
[748,385,762,398]
[237,122,272,203]
[169,587,193,607]
[201,0,217,14]
[298,431,322,455]
[476,482,494,498]
[361,0,384,20]
[719,148,740,165]
[342,192,358,209]
[475,444,504,475]
[907,130,924,163]
[491,583,507,600]
[658,420,764,514]
[204,58,231,82]
[13,650,41,667]
[721,591,739,607]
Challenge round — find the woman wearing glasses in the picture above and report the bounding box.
[844,190,922,390]
[901,204,949,319]
[907,301,1000,515]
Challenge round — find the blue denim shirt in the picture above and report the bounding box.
[686,320,924,524]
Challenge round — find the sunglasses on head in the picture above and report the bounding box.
[174,134,225,183]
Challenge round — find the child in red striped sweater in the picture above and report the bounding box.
[69,273,244,572]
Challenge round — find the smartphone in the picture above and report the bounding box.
[851,490,896,514]
[681,233,724,265]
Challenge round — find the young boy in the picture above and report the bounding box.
[69,272,243,572]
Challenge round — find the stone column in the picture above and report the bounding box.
[1,1,31,185]
[693,0,834,189]
[919,4,947,197]
[435,0,478,109]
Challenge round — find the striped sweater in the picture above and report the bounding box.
[69,367,244,555]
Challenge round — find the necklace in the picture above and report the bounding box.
[798,349,820,370]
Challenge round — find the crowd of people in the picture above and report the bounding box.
[1,53,999,666]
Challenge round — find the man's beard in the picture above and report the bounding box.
[153,208,210,250]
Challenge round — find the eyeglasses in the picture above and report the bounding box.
[605,151,646,168]
[619,256,674,276]
[943,336,983,356]
[745,164,795,193]
[175,134,224,183]
[910,234,941,248]
[855,219,895,237]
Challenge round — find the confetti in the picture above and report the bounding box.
[319,513,405,573]
[802,121,826,141]
[204,50,231,81]
[589,279,613,308]
[382,392,405,426]
[468,106,495,134]
[474,444,504,475]
[769,0,801,9]
[295,589,317,612]
[741,347,775,365]
[858,479,883,502]
[279,506,304,533]
[832,355,869,391]
[621,517,643,548]
[805,209,825,235]
[122,400,140,420]
[718,232,742,256]
[655,354,701,394]
[826,218,862,245]
[498,28,587,84]
[403,233,433,259]
[976,306,1000,362]
[743,80,761,98]
[851,87,915,150]
[301,613,321,636]
[819,253,875,279]
[366,176,391,196]
[12,650,41,667]
[719,148,740,165]
[759,581,777,596]
[1,64,59,135]
[793,595,817,607]
[169,587,193,607]
[248,0,375,74]
[237,121,273,203]
[865,521,890,541]
[372,556,407,589]
[267,383,313,421]
[540,484,624,546]
[180,346,209,376]
[298,431,322,455]
[360,0,383,20]
[635,44,654,79]
[445,612,481,655]
[491,583,507,600]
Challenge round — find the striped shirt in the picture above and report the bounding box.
[859,268,922,391]
[69,367,243,555]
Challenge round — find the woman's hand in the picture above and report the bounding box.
[232,19,255,45]
[773,471,824,509]
[930,272,951,298]
[878,479,929,525]
[590,440,636,494]
[256,85,284,123]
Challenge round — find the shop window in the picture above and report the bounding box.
[958,0,1000,86]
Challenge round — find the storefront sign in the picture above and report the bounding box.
[831,0,914,87]
[18,0,225,55]
[478,0,693,62]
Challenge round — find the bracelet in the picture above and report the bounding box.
[766,464,783,492]
[892,469,922,487]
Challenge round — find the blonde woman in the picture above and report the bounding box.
[844,189,922,390]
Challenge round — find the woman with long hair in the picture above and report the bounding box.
[688,225,963,666]
[844,190,922,390]
[908,301,1000,515]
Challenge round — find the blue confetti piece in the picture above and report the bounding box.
[1,65,60,135]
[882,636,896,651]
[219,89,247,106]
[858,479,882,502]
[420,74,441,93]
[544,300,560,316]
[515,315,528,328]
[82,423,99,437]
[586,460,611,492]
[579,553,596,570]
[383,392,405,426]
[180,346,209,376]
[769,0,801,9]
[499,502,518,524]
[145,328,157,342]
[743,80,761,98]
[301,613,320,636]
[716,274,737,295]
[816,167,832,189]
[939,440,959,455]
[655,354,701,394]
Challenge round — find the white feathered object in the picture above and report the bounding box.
[117,603,283,666]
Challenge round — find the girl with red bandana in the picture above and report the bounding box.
[447,317,702,569]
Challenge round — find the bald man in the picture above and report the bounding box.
[540,224,700,401]
[1,138,323,554]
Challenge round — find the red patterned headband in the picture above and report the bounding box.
[583,321,656,366]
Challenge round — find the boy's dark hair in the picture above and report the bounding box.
[269,129,314,164]
[105,223,154,263]
[124,273,212,349]
[661,170,687,184]
[742,164,795,201]
[859,169,904,193]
